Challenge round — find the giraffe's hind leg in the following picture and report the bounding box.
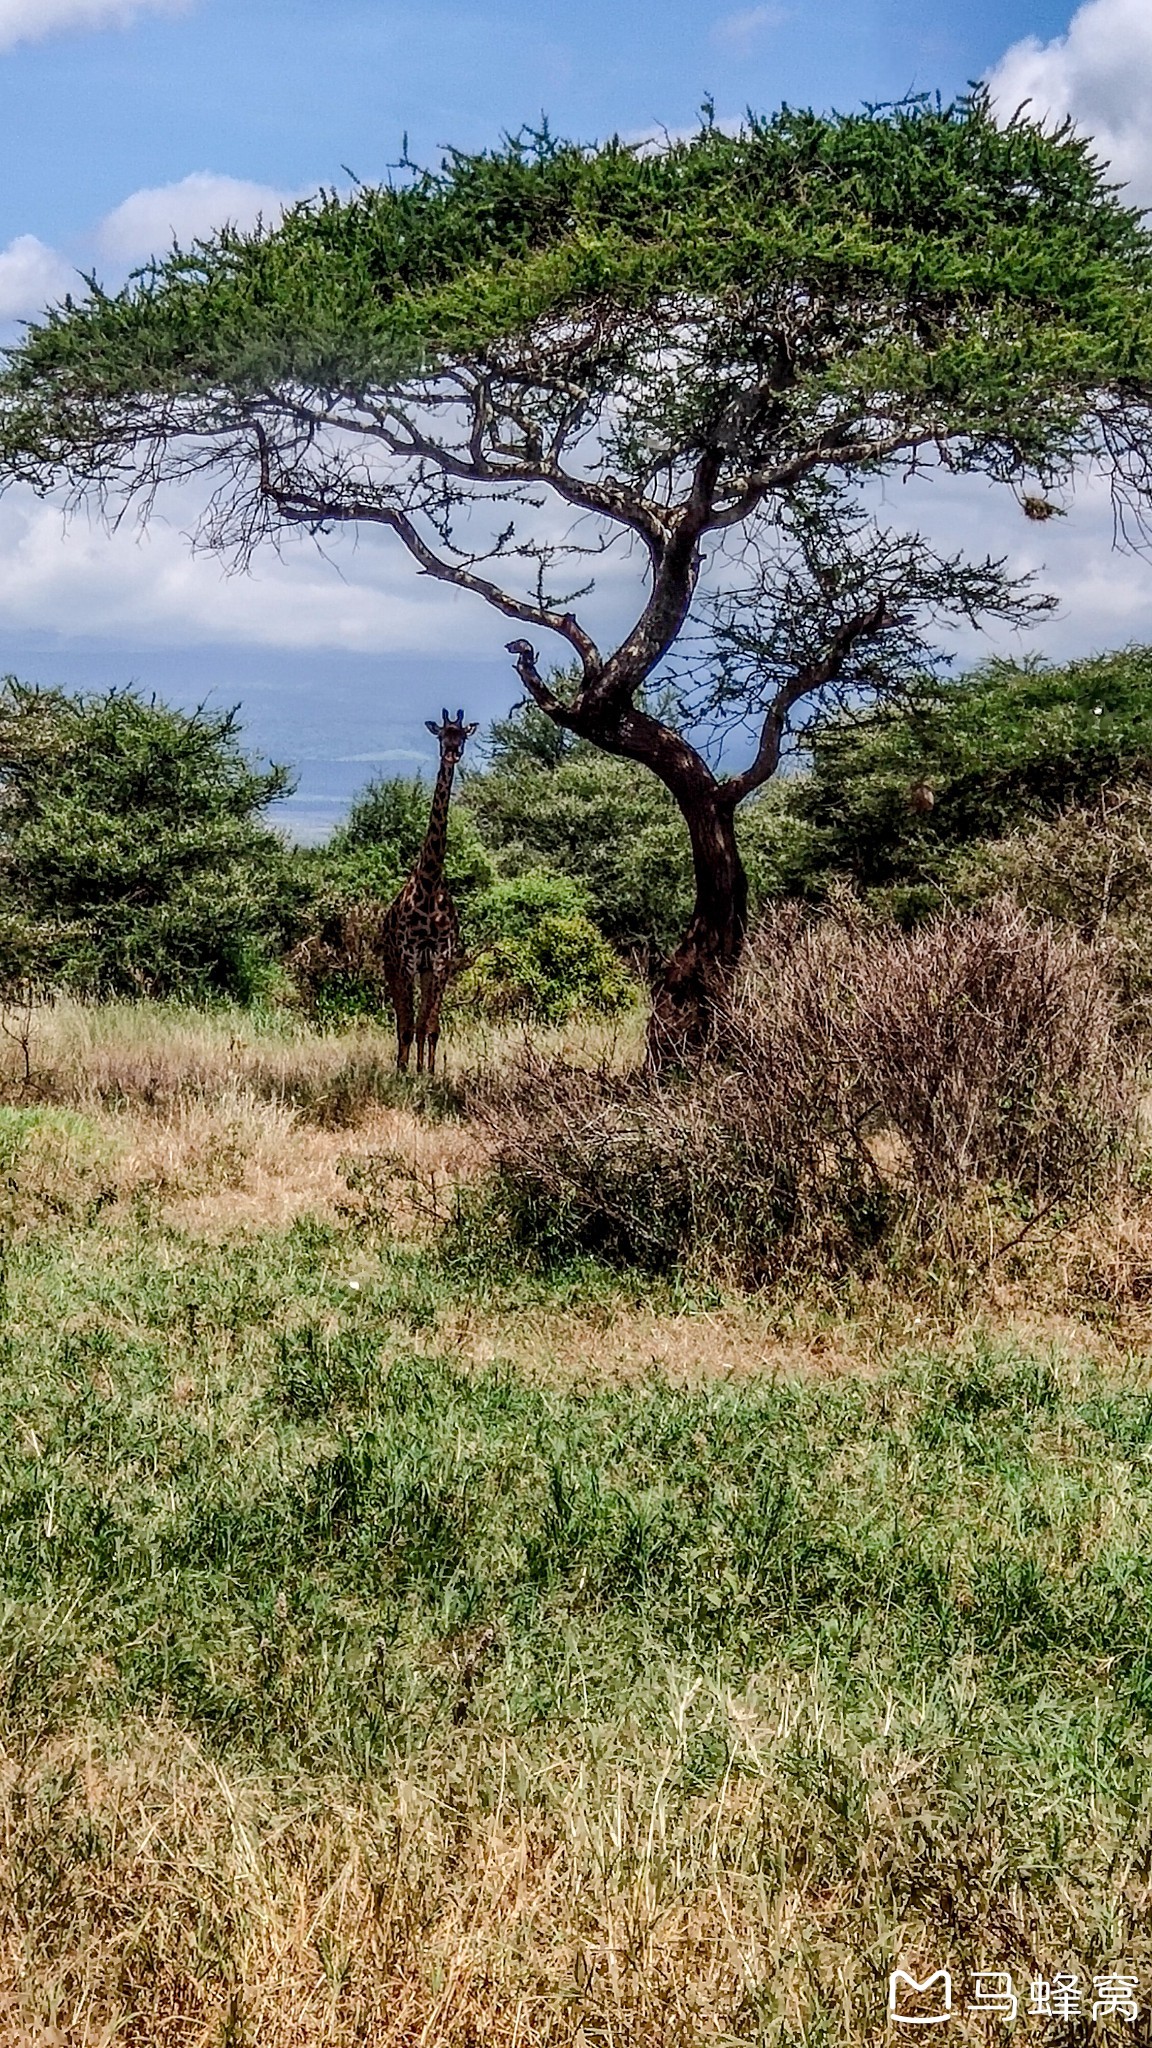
[386,970,415,1072]
[415,968,448,1075]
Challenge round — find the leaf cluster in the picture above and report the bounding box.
[455,874,638,1024]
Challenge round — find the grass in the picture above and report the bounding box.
[0,994,644,1117]
[0,1001,1151,2041]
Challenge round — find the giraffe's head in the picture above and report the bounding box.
[425,707,478,766]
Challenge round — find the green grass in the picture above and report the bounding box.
[8,1273,1152,1782]
[4,1197,1152,2039]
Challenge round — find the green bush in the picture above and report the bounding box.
[466,870,590,941]
[0,680,296,1002]
[286,900,391,1027]
[456,875,637,1024]
[777,647,1152,908]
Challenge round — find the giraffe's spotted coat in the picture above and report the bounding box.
[378,709,476,1074]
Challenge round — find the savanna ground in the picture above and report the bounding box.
[2,1001,1152,2045]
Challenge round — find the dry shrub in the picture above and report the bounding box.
[953,786,1152,1033]
[473,904,1132,1284]
[736,899,1123,1205]
[0,1722,769,2048]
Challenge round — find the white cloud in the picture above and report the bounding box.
[867,467,1152,667]
[986,0,1152,206]
[0,491,503,655]
[0,465,1148,673]
[711,5,788,51]
[0,170,293,334]
[0,235,74,321]
[0,455,655,671]
[0,0,187,51]
[97,172,294,265]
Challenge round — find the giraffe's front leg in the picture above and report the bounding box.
[388,970,415,1072]
[415,967,447,1075]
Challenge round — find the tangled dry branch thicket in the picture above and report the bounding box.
[472,904,1134,1284]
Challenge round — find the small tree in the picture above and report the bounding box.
[5,95,1152,1048]
[455,873,637,1024]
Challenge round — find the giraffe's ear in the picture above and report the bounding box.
[464,723,478,738]
[425,720,439,735]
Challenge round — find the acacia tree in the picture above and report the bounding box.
[4,94,1152,1050]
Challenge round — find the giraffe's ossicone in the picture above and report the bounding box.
[378,708,477,1075]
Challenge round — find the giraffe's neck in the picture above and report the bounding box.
[413,750,456,887]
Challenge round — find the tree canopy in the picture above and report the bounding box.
[7,96,1152,537]
[5,92,1152,1046]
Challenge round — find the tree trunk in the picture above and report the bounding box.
[504,642,753,1066]
[647,786,747,1064]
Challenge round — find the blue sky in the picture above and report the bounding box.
[0,0,1149,834]
[0,0,1073,255]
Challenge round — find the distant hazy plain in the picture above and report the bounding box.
[1,638,517,840]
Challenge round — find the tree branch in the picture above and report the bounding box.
[721,596,890,807]
[505,639,571,721]
[708,430,927,529]
[504,637,720,803]
[266,474,604,673]
[275,385,672,561]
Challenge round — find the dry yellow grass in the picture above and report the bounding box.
[0,999,645,1241]
[437,1296,882,1386]
[434,1286,1133,1392]
[0,1089,486,1239]
[0,1000,505,1236]
[0,997,643,1113]
[118,1093,486,1236]
[1,1718,779,2047]
[3,1703,1120,2048]
[0,1003,1149,2044]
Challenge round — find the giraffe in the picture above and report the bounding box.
[378,708,477,1075]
